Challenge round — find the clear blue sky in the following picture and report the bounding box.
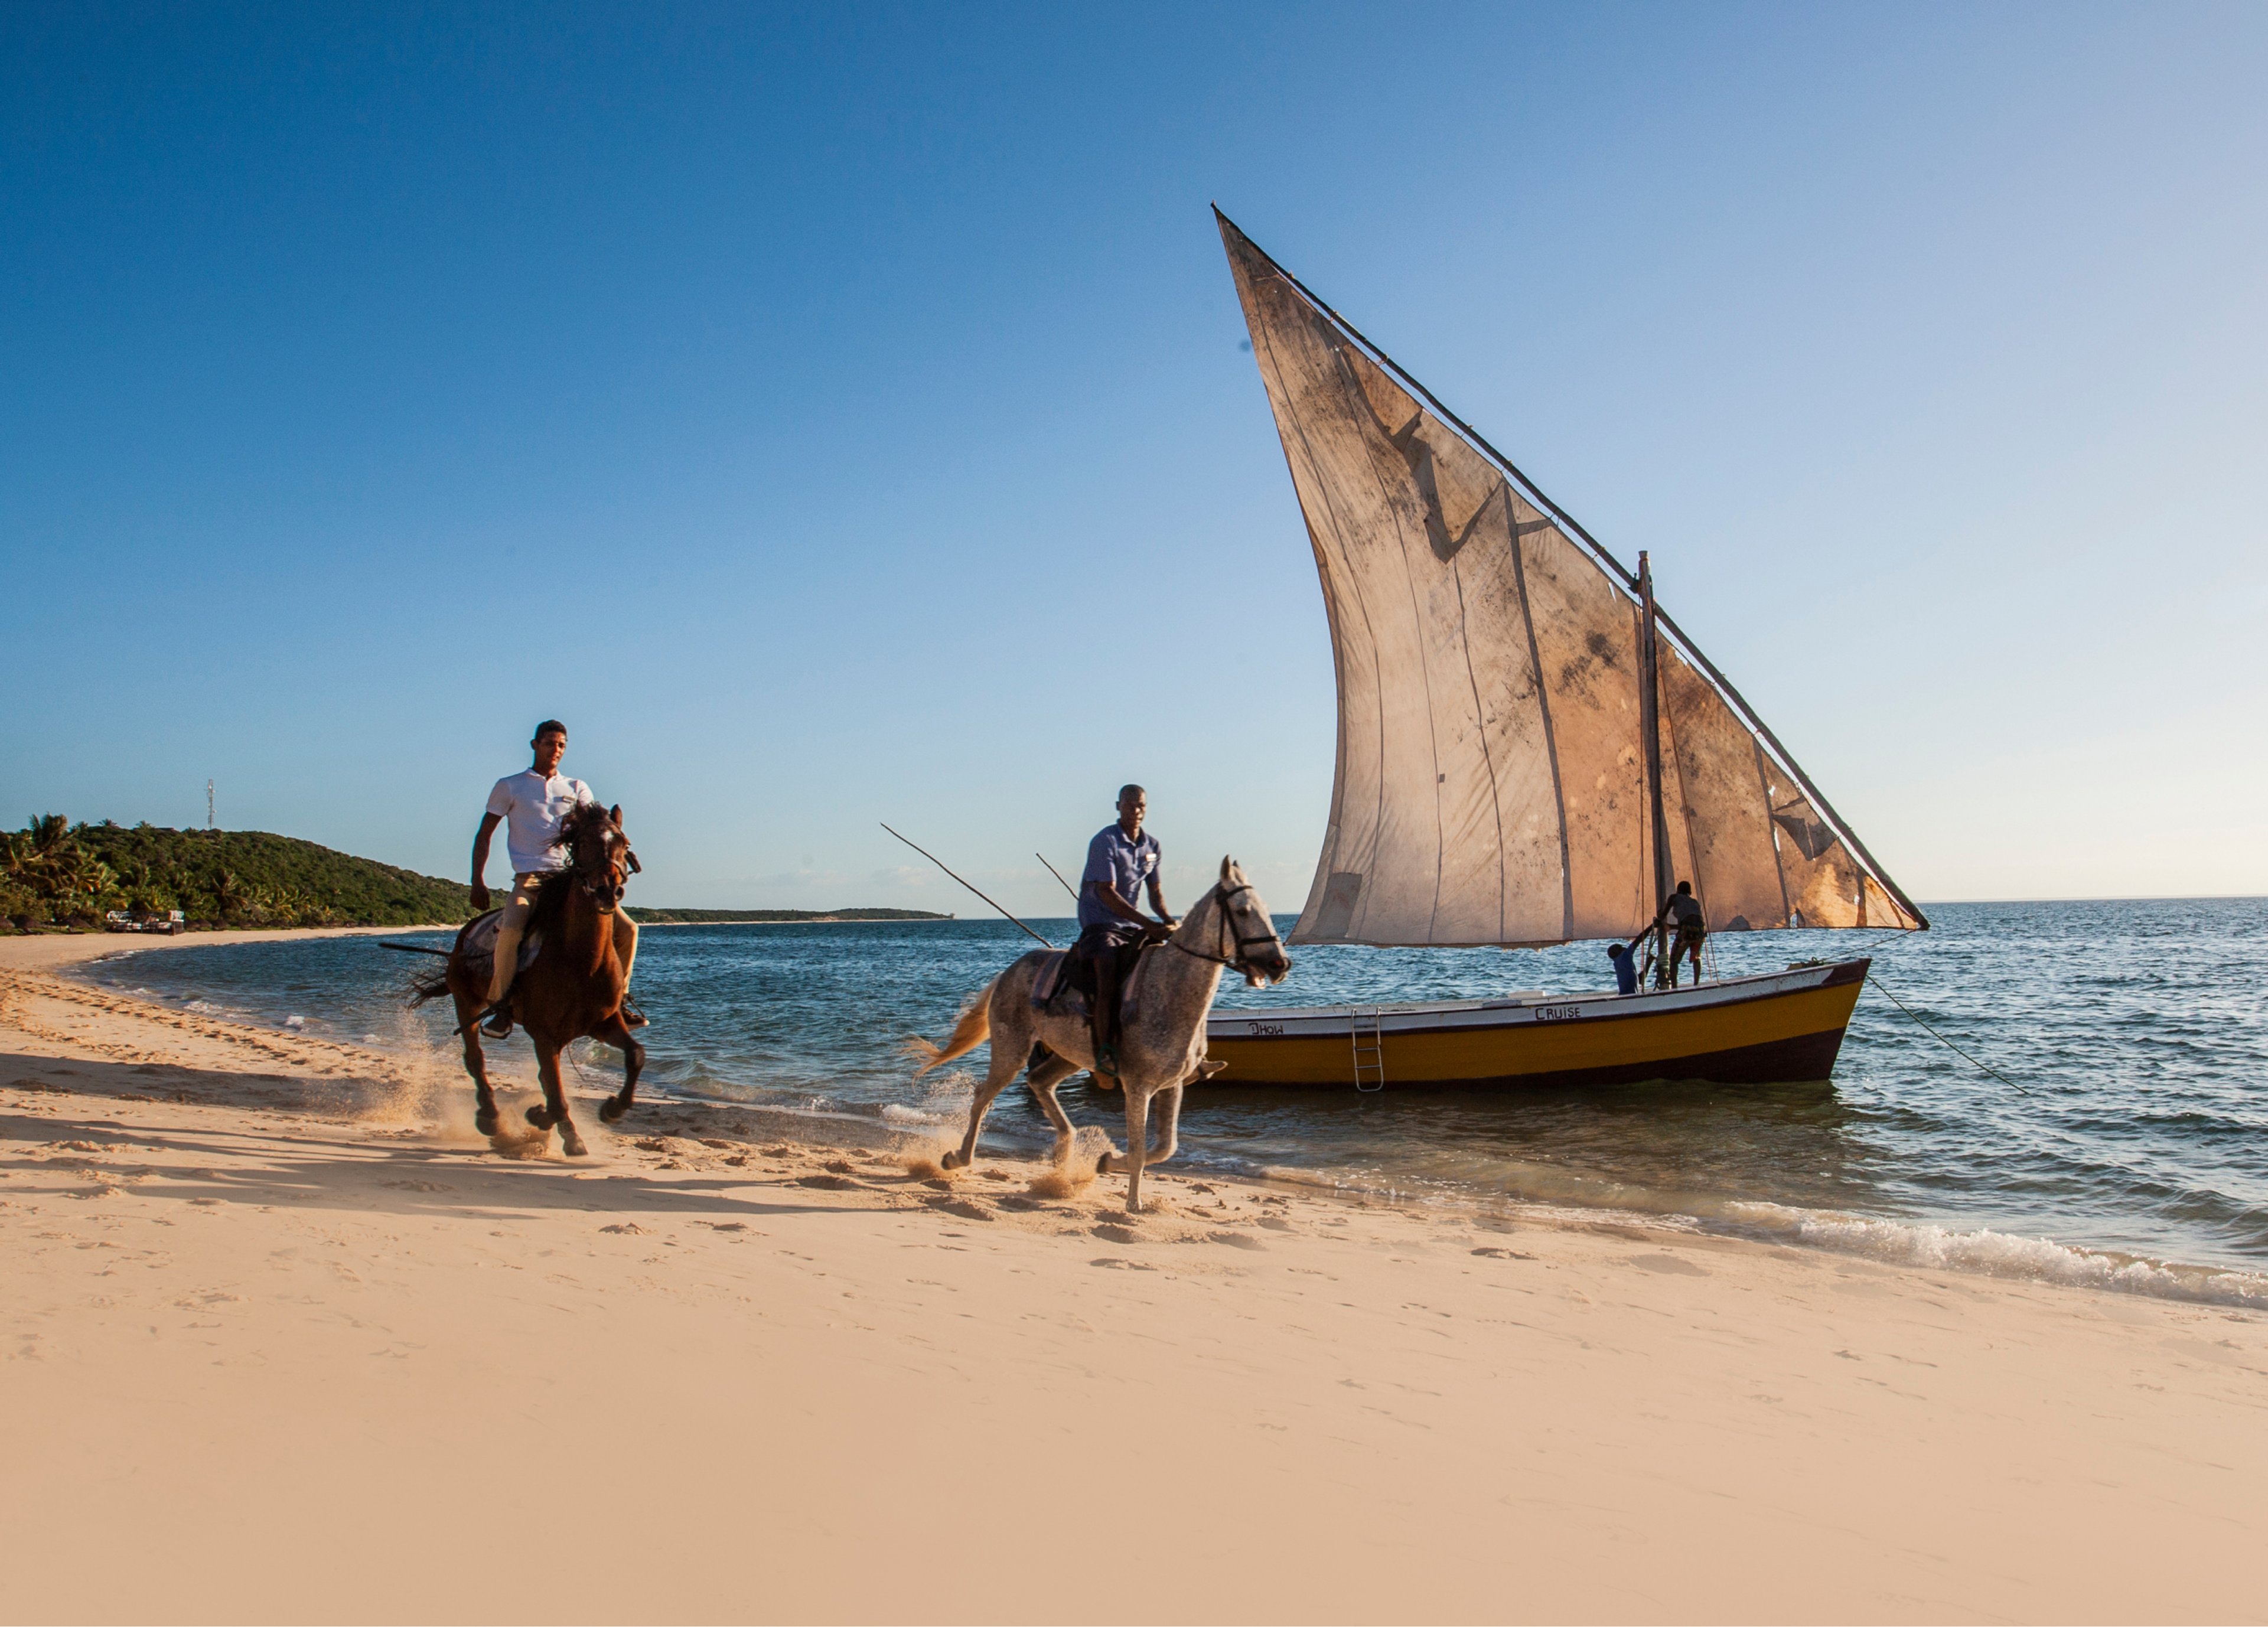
[5,3,2263,916]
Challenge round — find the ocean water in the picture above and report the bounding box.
[83,897,2268,1302]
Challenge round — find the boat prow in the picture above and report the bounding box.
[1202,958,1871,1090]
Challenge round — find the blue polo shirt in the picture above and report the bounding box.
[1078,823,1161,930]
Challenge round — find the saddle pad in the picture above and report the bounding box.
[1029,945,1143,1027]
[1030,950,1068,1007]
[460,909,542,980]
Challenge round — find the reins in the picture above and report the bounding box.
[1166,882,1283,972]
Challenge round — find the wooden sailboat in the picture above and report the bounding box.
[1202,211,1926,1090]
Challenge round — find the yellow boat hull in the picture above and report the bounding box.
[1202,959,1868,1089]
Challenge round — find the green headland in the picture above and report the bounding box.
[1,815,945,932]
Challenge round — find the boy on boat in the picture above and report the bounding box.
[1076,784,1177,1080]
[1647,881,1706,988]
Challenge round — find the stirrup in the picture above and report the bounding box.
[621,999,650,1030]
[479,1003,514,1038]
[1092,1042,1120,1081]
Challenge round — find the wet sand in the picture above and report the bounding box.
[4,929,2264,1623]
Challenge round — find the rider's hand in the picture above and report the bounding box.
[471,881,490,911]
[1144,918,1175,941]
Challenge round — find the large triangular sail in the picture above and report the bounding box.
[1218,211,1925,948]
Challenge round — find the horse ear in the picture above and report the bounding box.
[609,804,623,825]
[1220,855,1234,882]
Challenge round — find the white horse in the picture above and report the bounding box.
[913,857,1291,1212]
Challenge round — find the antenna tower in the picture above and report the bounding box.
[207,780,215,831]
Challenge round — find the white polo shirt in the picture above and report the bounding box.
[486,771,594,875]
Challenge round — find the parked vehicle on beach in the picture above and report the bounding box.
[105,908,186,935]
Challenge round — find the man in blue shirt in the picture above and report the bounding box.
[1076,784,1175,1080]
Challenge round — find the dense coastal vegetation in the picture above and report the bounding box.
[1,817,478,930]
[1,815,953,932]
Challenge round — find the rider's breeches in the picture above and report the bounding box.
[488,874,544,1005]
[487,874,638,1006]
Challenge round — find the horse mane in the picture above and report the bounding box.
[550,799,617,858]
[529,801,618,938]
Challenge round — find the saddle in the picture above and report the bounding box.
[458,908,542,989]
[1031,939,1149,1041]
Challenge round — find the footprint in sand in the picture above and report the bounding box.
[926,1196,994,1223]
[1627,1253,1709,1275]
[796,1173,860,1191]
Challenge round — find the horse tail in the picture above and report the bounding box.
[906,979,996,1076]
[407,966,451,1007]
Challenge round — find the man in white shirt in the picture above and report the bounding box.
[470,720,639,1037]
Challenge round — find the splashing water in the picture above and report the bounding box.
[80,898,2268,1303]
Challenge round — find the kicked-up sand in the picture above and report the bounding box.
[3,928,2264,1623]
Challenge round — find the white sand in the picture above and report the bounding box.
[4,930,2263,1623]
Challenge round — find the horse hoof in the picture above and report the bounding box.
[561,1133,589,1158]
[1096,1153,1114,1175]
[598,1097,626,1125]
[940,1150,963,1170]
[525,1104,555,1130]
[474,1108,498,1136]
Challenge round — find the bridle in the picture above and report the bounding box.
[569,820,640,908]
[1167,882,1285,973]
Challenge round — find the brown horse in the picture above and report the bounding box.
[413,801,645,1157]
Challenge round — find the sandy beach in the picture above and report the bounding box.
[3,928,2263,1624]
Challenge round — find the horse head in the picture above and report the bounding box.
[555,801,639,916]
[1213,855,1292,988]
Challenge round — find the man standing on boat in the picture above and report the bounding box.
[1648,880,1706,988]
[1076,784,1175,1081]
[470,720,639,1037]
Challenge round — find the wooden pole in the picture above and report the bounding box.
[1638,552,1673,987]
[1036,853,1080,902]
[879,824,1056,948]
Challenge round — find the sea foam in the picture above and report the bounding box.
[1727,1202,2268,1308]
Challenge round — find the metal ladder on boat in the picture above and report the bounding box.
[1350,1007,1386,1093]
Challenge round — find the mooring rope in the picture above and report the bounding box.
[1866,973,2029,1095]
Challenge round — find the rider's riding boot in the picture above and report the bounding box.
[621,998,650,1030]
[480,998,514,1039]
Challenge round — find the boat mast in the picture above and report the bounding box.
[1637,552,1673,979]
